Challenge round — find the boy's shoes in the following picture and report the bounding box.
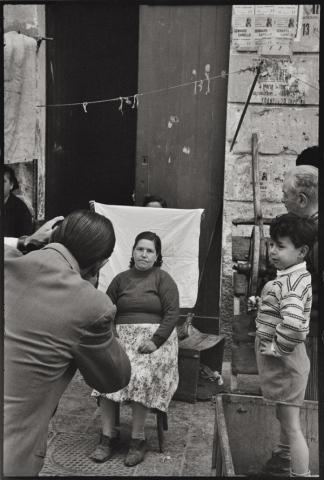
[124,438,147,467]
[260,451,291,475]
[89,432,120,463]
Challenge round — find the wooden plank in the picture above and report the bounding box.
[221,394,318,475]
[232,217,273,226]
[179,331,224,351]
[305,335,318,401]
[214,396,236,476]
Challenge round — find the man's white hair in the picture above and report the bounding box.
[285,165,318,203]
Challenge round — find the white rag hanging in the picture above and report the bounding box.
[4,31,37,163]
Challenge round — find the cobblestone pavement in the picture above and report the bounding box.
[40,371,219,476]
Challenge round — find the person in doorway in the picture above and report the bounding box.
[4,210,131,476]
[253,213,317,477]
[3,165,33,237]
[142,194,168,208]
[90,231,179,467]
[295,146,320,169]
[259,164,318,476]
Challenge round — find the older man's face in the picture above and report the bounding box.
[282,175,300,215]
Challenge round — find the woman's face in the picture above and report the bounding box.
[133,239,157,271]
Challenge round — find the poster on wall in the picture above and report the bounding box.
[293,4,320,51]
[251,57,306,105]
[232,5,255,50]
[273,5,298,39]
[254,5,275,47]
[231,4,317,52]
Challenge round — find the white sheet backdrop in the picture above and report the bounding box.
[94,203,204,308]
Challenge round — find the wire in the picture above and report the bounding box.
[36,67,254,108]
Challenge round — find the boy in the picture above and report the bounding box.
[250,213,317,476]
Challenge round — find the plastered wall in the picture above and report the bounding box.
[4,4,46,219]
[220,5,320,359]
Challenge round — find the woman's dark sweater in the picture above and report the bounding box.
[107,267,179,348]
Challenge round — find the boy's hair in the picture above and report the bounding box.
[270,213,317,249]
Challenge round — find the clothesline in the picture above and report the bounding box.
[35,66,255,109]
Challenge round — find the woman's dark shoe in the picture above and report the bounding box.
[124,438,147,467]
[89,433,120,463]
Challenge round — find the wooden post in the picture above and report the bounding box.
[251,133,263,235]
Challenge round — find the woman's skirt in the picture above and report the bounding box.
[92,323,179,412]
[255,336,310,406]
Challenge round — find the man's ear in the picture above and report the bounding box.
[299,244,309,259]
[80,258,109,280]
[298,192,308,209]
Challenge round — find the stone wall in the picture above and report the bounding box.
[220,4,320,359]
[4,4,46,219]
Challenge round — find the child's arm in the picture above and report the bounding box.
[273,280,312,356]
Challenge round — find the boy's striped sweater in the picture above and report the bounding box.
[256,262,312,356]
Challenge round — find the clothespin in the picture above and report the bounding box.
[221,70,227,79]
[119,97,124,115]
[132,95,138,109]
[125,97,132,105]
[205,64,211,95]
[192,69,198,95]
[82,102,88,113]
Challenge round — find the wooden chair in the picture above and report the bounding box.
[96,398,168,453]
[115,403,168,453]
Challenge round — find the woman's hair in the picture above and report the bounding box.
[4,165,19,190]
[142,194,167,208]
[270,213,317,249]
[129,231,163,268]
[51,210,116,269]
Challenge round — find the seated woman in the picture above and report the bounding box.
[4,165,33,237]
[90,231,179,467]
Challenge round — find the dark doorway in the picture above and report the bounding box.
[46,3,139,217]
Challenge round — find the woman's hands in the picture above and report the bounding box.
[137,339,157,354]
